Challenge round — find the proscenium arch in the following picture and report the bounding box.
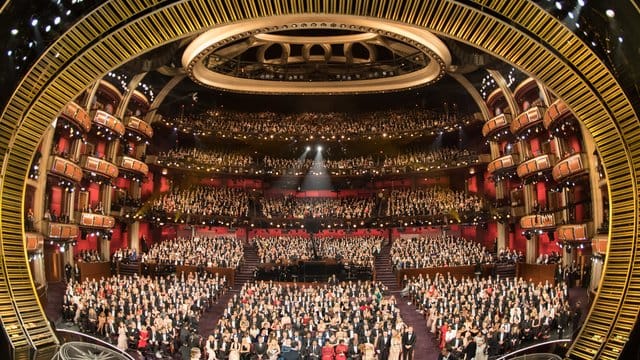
[0,1,637,359]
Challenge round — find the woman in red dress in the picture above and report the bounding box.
[439,321,449,350]
[137,326,149,350]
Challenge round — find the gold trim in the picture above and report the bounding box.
[0,1,636,359]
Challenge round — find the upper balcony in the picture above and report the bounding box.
[552,153,588,182]
[93,110,125,137]
[46,222,80,240]
[77,212,116,229]
[487,154,519,180]
[125,116,153,140]
[48,156,83,183]
[59,101,92,133]
[510,106,545,138]
[117,156,149,177]
[520,213,556,229]
[543,99,571,129]
[516,154,554,179]
[25,233,44,252]
[482,114,512,141]
[80,155,119,179]
[557,224,588,242]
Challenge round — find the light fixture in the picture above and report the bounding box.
[316,145,323,152]
[605,9,615,18]
[10,29,18,35]
[31,19,38,27]
[54,16,61,25]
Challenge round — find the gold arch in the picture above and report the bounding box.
[0,1,637,359]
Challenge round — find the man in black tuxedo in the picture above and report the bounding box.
[375,332,391,360]
[401,326,416,360]
[307,339,321,359]
[348,336,362,360]
[437,347,455,360]
[253,336,268,359]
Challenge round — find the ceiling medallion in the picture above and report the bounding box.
[182,14,452,94]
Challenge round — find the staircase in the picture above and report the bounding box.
[374,244,400,292]
[234,244,259,288]
[495,263,517,279]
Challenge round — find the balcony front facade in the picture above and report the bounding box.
[118,156,149,177]
[510,106,545,138]
[48,156,83,183]
[59,101,92,133]
[557,224,588,242]
[543,99,571,130]
[92,110,125,137]
[80,155,119,179]
[46,222,80,240]
[487,154,519,180]
[125,116,153,140]
[552,153,588,182]
[520,213,556,230]
[516,154,554,179]
[77,212,116,229]
[25,233,44,252]
[482,113,512,141]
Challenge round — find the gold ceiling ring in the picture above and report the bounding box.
[0,1,637,359]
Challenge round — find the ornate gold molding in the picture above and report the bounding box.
[0,1,637,358]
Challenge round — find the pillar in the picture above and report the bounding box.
[129,222,140,252]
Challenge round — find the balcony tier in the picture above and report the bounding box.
[46,222,79,239]
[80,155,119,178]
[93,110,125,136]
[60,101,91,132]
[543,99,571,130]
[125,116,153,139]
[552,153,587,182]
[482,114,512,138]
[487,154,519,176]
[78,213,115,229]
[118,156,149,176]
[557,224,588,241]
[25,233,44,252]
[510,106,545,135]
[516,154,553,178]
[520,214,556,229]
[49,156,83,183]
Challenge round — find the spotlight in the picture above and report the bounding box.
[316,145,323,152]
[31,19,38,27]
[306,146,311,152]
[54,16,61,25]
[605,9,615,18]
[10,29,18,35]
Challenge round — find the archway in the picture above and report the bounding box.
[0,1,637,359]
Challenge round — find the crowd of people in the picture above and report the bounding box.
[141,236,244,269]
[162,108,479,140]
[62,272,227,358]
[151,186,249,219]
[390,235,493,269]
[407,273,573,358]
[77,249,103,263]
[207,280,417,360]
[253,235,383,268]
[154,148,477,176]
[259,196,376,220]
[386,188,483,218]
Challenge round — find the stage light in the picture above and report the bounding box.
[10,29,18,35]
[605,9,615,18]
[317,145,323,152]
[31,19,39,27]
[54,16,61,25]
[306,146,311,152]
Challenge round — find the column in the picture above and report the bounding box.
[129,222,140,252]
[33,125,56,232]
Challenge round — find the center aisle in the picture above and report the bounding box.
[375,243,440,360]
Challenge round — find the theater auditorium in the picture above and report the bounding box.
[0,1,638,360]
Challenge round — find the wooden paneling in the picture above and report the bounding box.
[510,106,545,135]
[520,214,556,229]
[396,264,494,285]
[118,156,149,176]
[516,263,557,284]
[552,153,587,182]
[46,222,79,239]
[60,101,91,132]
[543,99,571,129]
[93,110,125,136]
[487,154,518,175]
[49,156,83,183]
[516,154,553,178]
[482,114,511,137]
[78,213,116,229]
[78,262,111,282]
[25,233,44,252]
[557,224,588,241]
[81,155,119,178]
[125,116,153,138]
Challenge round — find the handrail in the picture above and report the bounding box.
[495,339,571,360]
[55,329,135,360]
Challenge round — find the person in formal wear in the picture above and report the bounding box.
[335,339,348,360]
[401,326,415,360]
[376,331,391,360]
[253,335,268,359]
[474,335,488,360]
[388,330,402,360]
[307,339,321,360]
[117,322,128,351]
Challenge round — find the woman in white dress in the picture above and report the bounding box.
[475,335,489,360]
[205,335,216,360]
[388,330,402,360]
[116,322,128,352]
